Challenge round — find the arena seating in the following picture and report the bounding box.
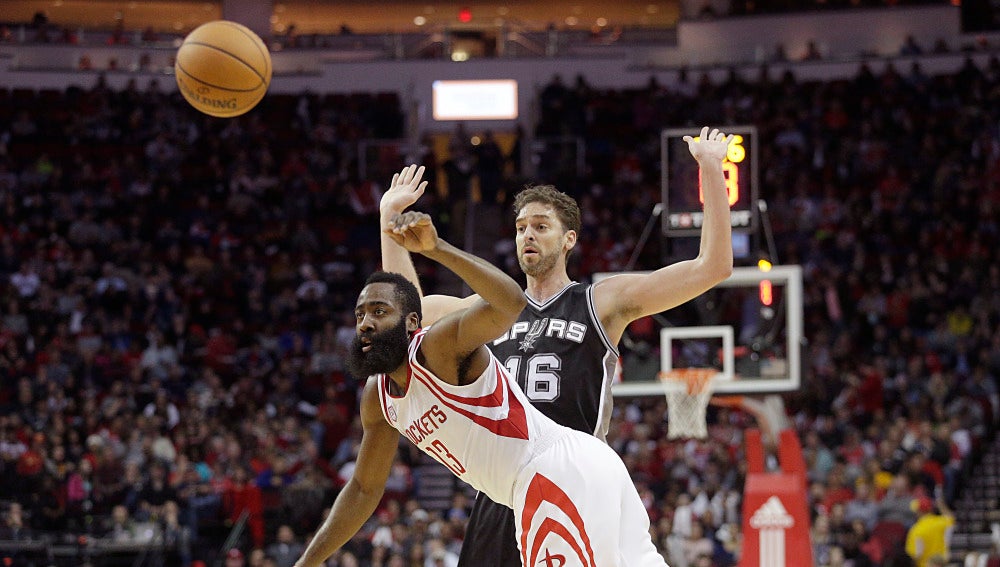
[1,39,999,567]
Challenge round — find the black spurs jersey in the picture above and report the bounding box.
[487,282,619,438]
[458,282,621,567]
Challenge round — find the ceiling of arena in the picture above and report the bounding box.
[2,0,680,34]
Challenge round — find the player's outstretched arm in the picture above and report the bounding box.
[385,211,526,370]
[594,126,734,343]
[378,164,481,325]
[294,379,399,567]
[380,164,428,296]
[684,126,734,276]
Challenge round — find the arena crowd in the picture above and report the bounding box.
[1,49,999,566]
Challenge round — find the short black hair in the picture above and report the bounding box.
[363,271,422,321]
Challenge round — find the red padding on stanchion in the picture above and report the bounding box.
[745,428,765,475]
[739,428,813,567]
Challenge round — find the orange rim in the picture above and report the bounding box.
[658,368,716,395]
[710,395,745,408]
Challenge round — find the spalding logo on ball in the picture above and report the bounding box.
[175,20,272,118]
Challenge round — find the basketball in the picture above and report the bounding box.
[174,20,272,118]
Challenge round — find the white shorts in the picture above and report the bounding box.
[512,431,668,567]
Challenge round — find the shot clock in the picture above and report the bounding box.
[661,126,758,236]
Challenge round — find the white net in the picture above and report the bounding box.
[661,369,716,439]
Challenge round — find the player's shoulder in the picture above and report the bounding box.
[589,272,648,302]
[361,375,383,398]
[360,376,387,421]
[590,272,643,289]
[546,281,590,302]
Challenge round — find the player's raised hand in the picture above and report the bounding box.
[683,126,733,164]
[384,211,439,253]
[380,164,428,222]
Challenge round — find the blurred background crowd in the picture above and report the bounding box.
[1,39,999,567]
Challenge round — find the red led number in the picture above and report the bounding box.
[696,134,744,207]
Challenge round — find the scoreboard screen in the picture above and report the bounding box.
[662,126,758,236]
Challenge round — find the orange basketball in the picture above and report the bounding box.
[174,20,272,118]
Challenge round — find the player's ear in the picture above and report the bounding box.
[406,312,421,332]
[564,229,577,251]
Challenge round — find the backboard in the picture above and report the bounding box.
[596,265,803,397]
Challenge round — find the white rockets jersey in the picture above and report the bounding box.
[376,327,568,508]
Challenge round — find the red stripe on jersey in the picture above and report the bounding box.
[412,355,509,408]
[379,376,390,419]
[520,473,596,567]
[378,376,399,425]
[410,359,529,440]
[410,330,506,408]
[527,518,588,567]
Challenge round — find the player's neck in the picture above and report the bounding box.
[525,270,572,304]
[385,367,410,393]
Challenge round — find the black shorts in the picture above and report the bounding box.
[457,491,521,567]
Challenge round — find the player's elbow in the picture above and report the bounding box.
[498,278,528,311]
[714,258,734,281]
[496,290,528,325]
[504,291,528,317]
[700,255,733,283]
[348,475,388,504]
[515,290,528,309]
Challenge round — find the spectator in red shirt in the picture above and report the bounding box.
[223,466,265,549]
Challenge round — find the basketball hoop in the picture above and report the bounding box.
[659,368,717,439]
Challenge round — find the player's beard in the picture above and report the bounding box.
[346,318,410,378]
[518,247,560,278]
